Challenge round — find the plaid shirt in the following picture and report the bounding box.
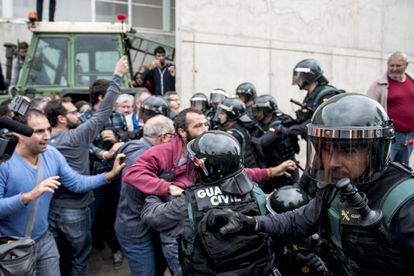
[80,109,128,174]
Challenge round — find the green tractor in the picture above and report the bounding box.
[3,20,175,102]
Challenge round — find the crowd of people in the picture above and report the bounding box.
[0,48,413,276]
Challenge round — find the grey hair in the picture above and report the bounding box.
[116,94,134,105]
[134,89,151,104]
[388,51,408,64]
[143,115,175,138]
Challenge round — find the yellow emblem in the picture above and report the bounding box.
[341,210,350,221]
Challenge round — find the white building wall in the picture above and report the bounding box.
[175,0,414,113]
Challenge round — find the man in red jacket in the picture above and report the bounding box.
[123,108,296,275]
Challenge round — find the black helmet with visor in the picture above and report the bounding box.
[306,93,394,188]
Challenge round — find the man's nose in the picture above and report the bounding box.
[327,151,342,167]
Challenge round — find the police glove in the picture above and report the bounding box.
[212,208,257,235]
[297,253,328,275]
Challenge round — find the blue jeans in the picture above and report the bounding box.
[36,231,61,276]
[117,236,157,276]
[48,206,92,276]
[160,234,182,276]
[391,131,414,165]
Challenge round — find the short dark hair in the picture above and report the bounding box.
[18,41,29,49]
[174,108,203,133]
[154,46,166,55]
[15,108,47,126]
[89,79,110,106]
[44,97,72,127]
[75,100,90,111]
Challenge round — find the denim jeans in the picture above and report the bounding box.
[160,234,182,276]
[391,131,414,165]
[48,206,92,276]
[117,236,157,276]
[36,231,61,276]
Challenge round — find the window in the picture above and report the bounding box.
[74,34,120,86]
[27,37,68,86]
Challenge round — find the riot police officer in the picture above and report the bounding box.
[289,59,342,137]
[213,98,262,168]
[236,82,257,121]
[215,93,414,275]
[190,92,209,113]
[205,88,228,128]
[141,131,276,275]
[251,95,299,192]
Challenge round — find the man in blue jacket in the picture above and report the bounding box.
[0,109,125,276]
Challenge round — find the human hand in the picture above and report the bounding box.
[114,56,129,77]
[105,153,126,181]
[269,160,297,178]
[168,184,184,196]
[107,142,125,159]
[168,65,176,77]
[209,208,257,235]
[20,176,61,204]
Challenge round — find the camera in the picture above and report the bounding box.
[0,96,33,162]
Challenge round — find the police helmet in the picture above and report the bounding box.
[266,185,310,214]
[187,130,243,183]
[292,59,328,89]
[210,89,228,107]
[141,96,170,119]
[190,92,209,112]
[252,94,279,116]
[213,98,251,124]
[306,93,394,188]
[236,82,257,103]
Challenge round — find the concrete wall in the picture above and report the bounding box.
[175,0,414,112]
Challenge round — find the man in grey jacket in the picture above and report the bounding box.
[115,115,175,276]
[44,57,128,276]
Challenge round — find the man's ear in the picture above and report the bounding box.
[13,132,25,143]
[57,114,66,125]
[98,94,104,102]
[178,127,186,141]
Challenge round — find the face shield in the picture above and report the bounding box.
[210,92,227,107]
[190,99,207,112]
[306,134,392,188]
[292,67,310,87]
[213,104,231,124]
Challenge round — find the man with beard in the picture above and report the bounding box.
[368,51,414,165]
[44,57,128,275]
[124,108,296,275]
[213,94,414,275]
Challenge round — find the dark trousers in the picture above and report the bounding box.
[48,206,92,276]
[90,182,121,253]
[37,0,56,21]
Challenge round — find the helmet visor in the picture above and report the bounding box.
[210,93,227,104]
[213,104,230,123]
[306,137,387,188]
[191,100,206,112]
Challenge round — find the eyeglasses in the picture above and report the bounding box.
[66,110,79,116]
[160,132,174,138]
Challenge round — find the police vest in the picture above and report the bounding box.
[297,85,343,123]
[227,125,261,168]
[327,177,414,275]
[180,182,274,275]
[265,117,299,164]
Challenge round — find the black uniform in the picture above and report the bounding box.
[258,163,414,275]
[290,83,341,137]
[141,131,275,275]
[217,93,414,275]
[227,122,262,168]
